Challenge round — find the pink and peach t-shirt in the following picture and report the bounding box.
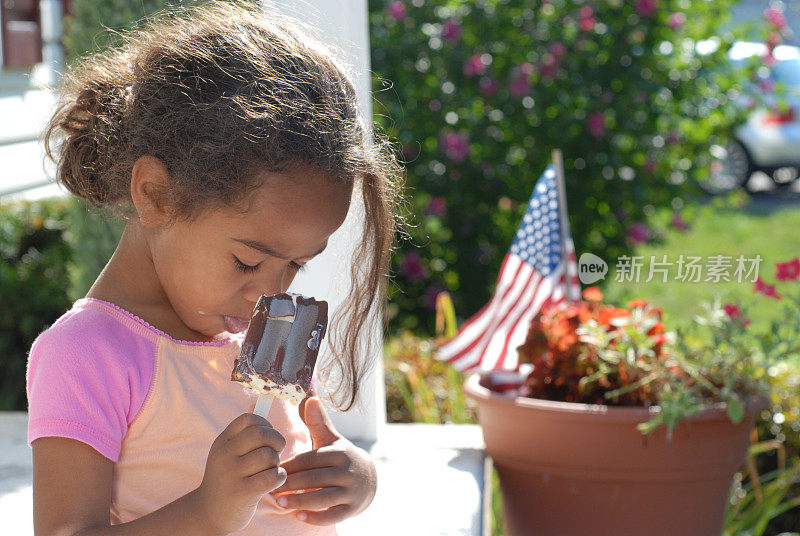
[26,297,335,535]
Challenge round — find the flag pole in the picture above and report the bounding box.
[552,148,574,303]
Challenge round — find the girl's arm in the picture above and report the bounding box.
[32,437,215,536]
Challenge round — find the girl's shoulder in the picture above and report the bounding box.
[31,298,160,362]
[39,297,238,349]
[26,299,162,462]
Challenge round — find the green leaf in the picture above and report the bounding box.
[726,398,744,423]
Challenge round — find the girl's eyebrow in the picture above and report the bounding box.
[233,238,327,260]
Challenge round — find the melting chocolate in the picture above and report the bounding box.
[231,293,328,402]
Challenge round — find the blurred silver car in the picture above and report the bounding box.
[704,41,800,194]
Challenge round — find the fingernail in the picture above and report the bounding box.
[277,496,289,507]
[297,512,307,521]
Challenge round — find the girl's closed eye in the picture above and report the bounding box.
[233,256,306,273]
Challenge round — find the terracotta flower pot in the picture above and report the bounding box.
[464,373,769,536]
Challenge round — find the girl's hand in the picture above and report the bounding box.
[270,396,377,525]
[196,413,288,535]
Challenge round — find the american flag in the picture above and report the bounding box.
[435,165,581,372]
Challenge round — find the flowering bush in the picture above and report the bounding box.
[370,0,769,334]
[514,269,800,439]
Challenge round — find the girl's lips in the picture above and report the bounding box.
[223,315,250,334]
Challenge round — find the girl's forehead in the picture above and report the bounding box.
[207,171,352,255]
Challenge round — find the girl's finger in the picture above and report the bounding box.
[276,486,346,511]
[272,466,345,493]
[296,504,351,526]
[280,449,347,475]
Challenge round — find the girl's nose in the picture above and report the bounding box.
[241,267,293,304]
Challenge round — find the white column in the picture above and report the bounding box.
[32,0,64,88]
[263,0,384,443]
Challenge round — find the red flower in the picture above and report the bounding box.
[439,132,470,162]
[587,111,606,138]
[670,213,690,231]
[768,31,783,50]
[636,0,658,17]
[627,298,650,310]
[478,76,499,97]
[597,306,630,328]
[463,54,488,77]
[765,6,787,30]
[582,286,604,302]
[626,222,651,245]
[668,12,686,31]
[549,42,566,59]
[509,63,534,97]
[578,6,596,31]
[442,20,462,42]
[754,276,782,300]
[387,1,407,21]
[776,257,800,281]
[723,303,751,327]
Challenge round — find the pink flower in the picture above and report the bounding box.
[426,196,448,217]
[399,252,429,282]
[759,78,775,93]
[667,131,681,145]
[509,63,534,97]
[776,257,800,281]
[765,6,787,30]
[439,132,470,162]
[768,31,783,49]
[588,111,606,138]
[579,6,596,31]
[754,276,782,299]
[387,1,407,20]
[723,303,751,327]
[549,42,566,59]
[636,0,658,17]
[626,222,652,245]
[478,76,499,97]
[644,159,657,173]
[442,20,462,42]
[670,213,690,231]
[668,12,686,31]
[764,52,778,67]
[423,285,446,309]
[463,54,488,77]
[540,55,559,78]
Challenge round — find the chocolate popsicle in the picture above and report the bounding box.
[231,292,328,417]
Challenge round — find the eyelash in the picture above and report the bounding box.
[234,257,306,273]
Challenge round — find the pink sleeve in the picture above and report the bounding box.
[26,308,156,462]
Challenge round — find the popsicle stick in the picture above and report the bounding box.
[254,394,274,419]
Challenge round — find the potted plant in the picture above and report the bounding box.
[463,261,800,536]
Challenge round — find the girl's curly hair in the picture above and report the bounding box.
[44,0,407,411]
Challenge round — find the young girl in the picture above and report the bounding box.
[27,2,404,535]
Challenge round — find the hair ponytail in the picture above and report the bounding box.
[44,57,134,210]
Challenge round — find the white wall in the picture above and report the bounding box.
[263,0,385,442]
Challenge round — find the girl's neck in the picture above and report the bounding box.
[85,221,217,343]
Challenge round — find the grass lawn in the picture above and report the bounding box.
[602,196,800,342]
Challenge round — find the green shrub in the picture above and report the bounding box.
[0,199,73,410]
[63,0,207,59]
[63,200,125,301]
[0,197,124,411]
[369,0,761,334]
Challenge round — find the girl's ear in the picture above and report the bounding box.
[130,155,174,228]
